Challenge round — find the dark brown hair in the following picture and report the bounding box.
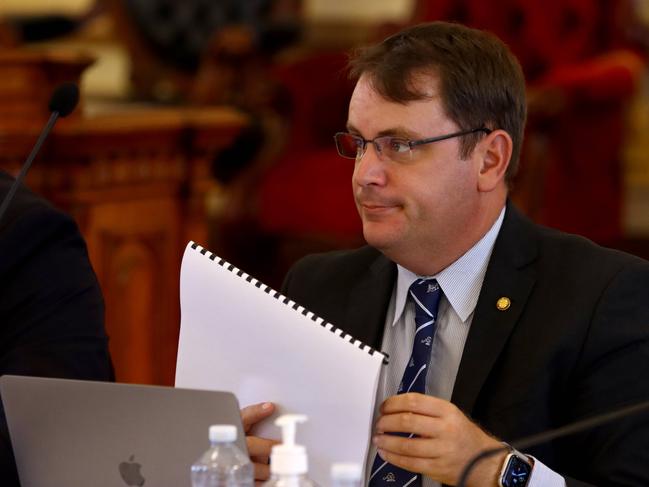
[349,21,527,183]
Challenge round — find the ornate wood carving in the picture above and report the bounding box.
[0,49,247,385]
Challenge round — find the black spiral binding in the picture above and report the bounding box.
[189,242,389,364]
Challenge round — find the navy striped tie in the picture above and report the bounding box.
[369,278,442,487]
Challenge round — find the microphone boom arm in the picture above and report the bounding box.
[0,111,60,223]
[457,399,649,487]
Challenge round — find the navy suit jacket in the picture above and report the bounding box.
[0,172,114,485]
[282,204,649,487]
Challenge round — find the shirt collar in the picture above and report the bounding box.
[391,206,506,326]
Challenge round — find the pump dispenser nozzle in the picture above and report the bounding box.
[270,414,309,476]
[275,414,307,447]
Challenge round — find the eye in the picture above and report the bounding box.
[386,138,410,154]
[337,133,365,158]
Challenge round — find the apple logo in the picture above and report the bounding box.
[119,454,145,486]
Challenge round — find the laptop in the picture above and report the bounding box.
[0,375,247,487]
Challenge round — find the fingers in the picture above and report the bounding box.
[376,448,437,477]
[375,411,442,438]
[241,402,278,483]
[374,394,508,486]
[376,394,459,437]
[241,402,275,433]
[247,435,279,459]
[253,460,271,482]
[380,393,451,417]
[373,434,440,459]
[247,435,280,482]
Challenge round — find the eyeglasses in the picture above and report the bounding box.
[333,127,492,163]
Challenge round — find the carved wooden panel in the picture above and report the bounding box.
[86,199,180,385]
[0,70,247,384]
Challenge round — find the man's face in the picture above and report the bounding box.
[348,74,483,268]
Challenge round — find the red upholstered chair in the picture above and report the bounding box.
[209,49,361,287]
[257,50,362,250]
[414,0,645,244]
[504,0,644,243]
[525,48,644,243]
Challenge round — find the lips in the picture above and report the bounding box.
[362,203,393,210]
[357,196,400,208]
[357,201,401,215]
[356,189,401,214]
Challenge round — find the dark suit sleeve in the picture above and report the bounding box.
[0,203,114,485]
[561,261,649,486]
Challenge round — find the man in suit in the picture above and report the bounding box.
[243,22,649,487]
[0,171,114,485]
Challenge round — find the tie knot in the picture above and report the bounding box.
[409,278,440,299]
[409,278,442,319]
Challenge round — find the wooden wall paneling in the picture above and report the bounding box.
[87,198,181,386]
[1,102,247,385]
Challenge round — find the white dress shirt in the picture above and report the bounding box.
[365,207,565,487]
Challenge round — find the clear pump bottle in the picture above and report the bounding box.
[262,415,318,487]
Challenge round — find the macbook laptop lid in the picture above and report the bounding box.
[0,375,246,487]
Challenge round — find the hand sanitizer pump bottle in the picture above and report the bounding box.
[262,414,318,487]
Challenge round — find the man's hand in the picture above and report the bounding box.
[241,402,280,484]
[372,393,507,487]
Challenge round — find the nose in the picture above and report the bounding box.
[353,141,387,187]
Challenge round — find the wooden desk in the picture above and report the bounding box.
[0,106,247,385]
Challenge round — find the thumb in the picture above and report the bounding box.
[241,402,275,433]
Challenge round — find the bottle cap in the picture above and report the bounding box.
[209,425,237,443]
[270,414,308,475]
[331,463,362,482]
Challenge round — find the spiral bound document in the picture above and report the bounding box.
[175,242,386,486]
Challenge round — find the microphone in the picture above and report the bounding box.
[0,83,79,224]
[48,82,80,117]
[456,398,649,487]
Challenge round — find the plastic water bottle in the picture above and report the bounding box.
[191,424,254,487]
[330,463,362,487]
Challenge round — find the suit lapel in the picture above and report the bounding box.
[344,252,396,350]
[451,204,538,414]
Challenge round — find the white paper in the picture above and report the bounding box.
[175,242,385,486]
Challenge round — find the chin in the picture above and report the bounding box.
[362,225,400,253]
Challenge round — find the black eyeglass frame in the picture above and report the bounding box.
[334,127,493,160]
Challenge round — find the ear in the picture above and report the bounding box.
[476,129,512,193]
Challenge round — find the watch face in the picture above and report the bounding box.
[502,455,532,486]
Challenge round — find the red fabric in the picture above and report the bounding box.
[416,0,462,24]
[465,0,537,69]
[256,51,361,240]
[269,51,355,149]
[530,49,644,242]
[258,148,361,238]
[536,51,644,102]
[537,104,626,242]
[525,0,599,67]
[416,0,644,242]
[255,1,645,244]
